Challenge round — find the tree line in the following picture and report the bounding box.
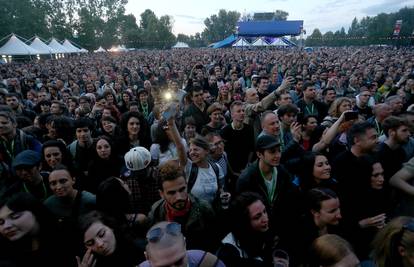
[305,6,414,47]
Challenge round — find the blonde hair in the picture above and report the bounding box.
[328,97,352,118]
[311,234,355,266]
[371,216,414,267]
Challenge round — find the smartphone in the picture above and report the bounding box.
[344,111,358,121]
[162,103,177,121]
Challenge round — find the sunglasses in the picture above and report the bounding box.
[146,222,181,243]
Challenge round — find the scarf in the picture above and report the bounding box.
[165,198,191,222]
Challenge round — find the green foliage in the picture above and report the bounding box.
[202,9,240,43]
[306,6,414,47]
[0,0,178,50]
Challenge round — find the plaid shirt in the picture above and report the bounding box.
[124,167,160,214]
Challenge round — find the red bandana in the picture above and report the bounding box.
[165,198,192,222]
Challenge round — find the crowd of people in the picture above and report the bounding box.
[0,46,413,267]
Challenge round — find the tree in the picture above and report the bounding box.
[274,10,289,20]
[306,28,323,47]
[138,9,175,49]
[202,9,240,43]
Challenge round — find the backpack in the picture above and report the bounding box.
[198,251,219,267]
[187,160,220,192]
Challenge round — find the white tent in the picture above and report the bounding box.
[251,38,269,47]
[48,38,70,53]
[0,34,39,55]
[62,39,81,53]
[79,48,88,53]
[270,38,288,47]
[232,38,250,47]
[172,42,189,48]
[94,46,106,53]
[29,37,57,54]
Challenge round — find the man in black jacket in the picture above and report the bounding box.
[236,134,300,246]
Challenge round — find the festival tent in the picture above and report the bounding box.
[251,38,269,46]
[62,39,81,53]
[79,48,88,53]
[29,37,57,54]
[94,46,106,53]
[172,42,189,48]
[48,38,70,53]
[269,38,288,47]
[232,38,250,47]
[213,34,237,48]
[0,34,39,55]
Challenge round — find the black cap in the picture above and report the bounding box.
[12,150,41,168]
[256,134,280,150]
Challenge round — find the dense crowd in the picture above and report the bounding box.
[0,46,413,267]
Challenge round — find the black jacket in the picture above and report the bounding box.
[236,161,301,242]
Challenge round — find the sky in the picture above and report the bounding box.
[125,0,414,36]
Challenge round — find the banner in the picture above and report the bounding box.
[393,20,402,36]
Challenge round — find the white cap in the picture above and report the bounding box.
[124,146,151,171]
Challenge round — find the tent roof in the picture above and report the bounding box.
[48,38,70,53]
[172,42,189,48]
[251,38,269,46]
[79,48,88,53]
[0,34,39,55]
[30,37,57,54]
[237,20,303,37]
[232,38,250,47]
[62,39,81,53]
[94,46,106,53]
[270,38,288,46]
[213,34,237,48]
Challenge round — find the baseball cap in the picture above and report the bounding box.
[256,134,280,150]
[252,74,259,79]
[12,150,41,169]
[124,146,151,171]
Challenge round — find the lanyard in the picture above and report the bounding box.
[1,139,14,160]
[260,167,277,203]
[23,181,48,201]
[279,129,285,152]
[305,103,315,115]
[375,119,383,136]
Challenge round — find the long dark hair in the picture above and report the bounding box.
[119,111,150,147]
[298,152,329,191]
[153,121,171,153]
[0,193,55,242]
[41,140,74,172]
[229,192,269,256]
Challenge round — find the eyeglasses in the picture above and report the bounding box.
[146,222,181,243]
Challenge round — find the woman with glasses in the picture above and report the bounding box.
[217,192,274,267]
[368,216,414,267]
[77,210,145,267]
[201,102,226,136]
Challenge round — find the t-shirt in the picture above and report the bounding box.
[185,160,224,204]
[150,138,187,166]
[44,191,96,218]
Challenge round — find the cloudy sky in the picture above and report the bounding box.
[125,0,414,36]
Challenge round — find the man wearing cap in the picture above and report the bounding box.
[139,221,225,267]
[123,146,160,215]
[236,134,300,243]
[1,150,51,201]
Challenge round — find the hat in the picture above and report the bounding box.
[256,134,280,150]
[124,146,151,171]
[252,74,259,79]
[12,150,41,168]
